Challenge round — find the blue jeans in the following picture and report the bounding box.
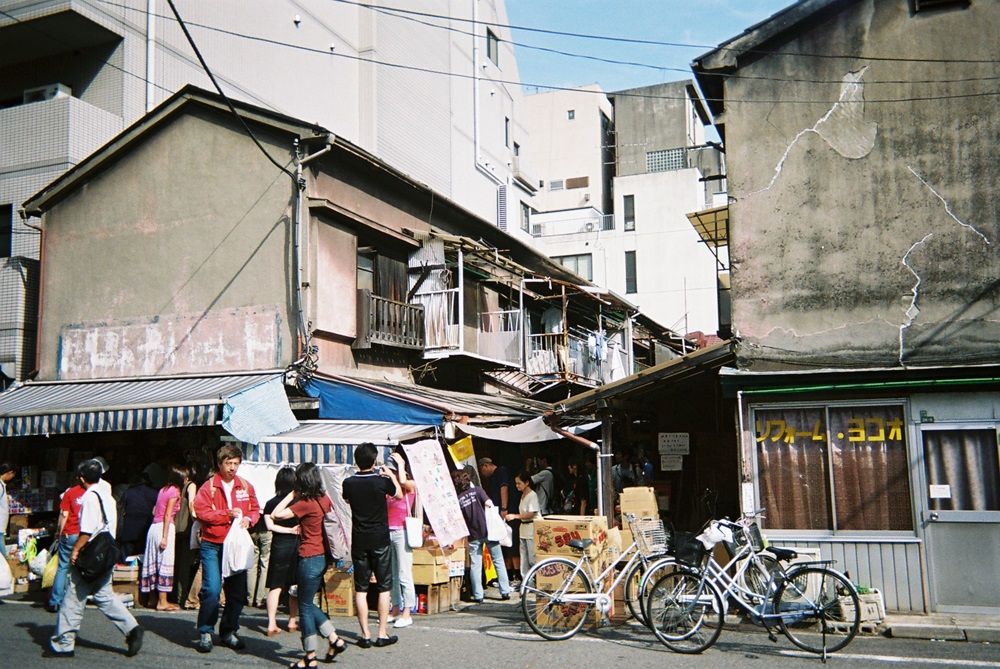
[297,555,335,653]
[197,540,248,638]
[468,537,510,600]
[49,534,78,608]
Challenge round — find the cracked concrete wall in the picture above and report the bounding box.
[721,0,999,370]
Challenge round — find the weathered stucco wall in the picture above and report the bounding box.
[722,0,999,370]
[38,108,297,379]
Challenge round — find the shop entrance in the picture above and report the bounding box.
[919,423,1000,613]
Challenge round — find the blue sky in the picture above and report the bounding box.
[505,0,793,93]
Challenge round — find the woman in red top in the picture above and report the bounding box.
[272,463,346,668]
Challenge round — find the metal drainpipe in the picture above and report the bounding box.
[598,399,615,526]
[21,215,44,378]
[293,138,332,355]
[145,0,156,112]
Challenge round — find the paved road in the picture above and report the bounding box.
[3,597,999,668]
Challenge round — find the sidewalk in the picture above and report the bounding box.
[884,612,1000,642]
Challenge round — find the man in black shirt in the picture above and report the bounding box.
[342,443,402,648]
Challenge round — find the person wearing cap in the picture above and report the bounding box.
[48,458,144,658]
[452,469,512,604]
[0,462,16,557]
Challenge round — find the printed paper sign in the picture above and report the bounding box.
[658,432,690,455]
[447,435,481,487]
[660,455,683,471]
[929,484,951,499]
[404,439,469,546]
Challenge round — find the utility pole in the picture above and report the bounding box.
[597,398,615,528]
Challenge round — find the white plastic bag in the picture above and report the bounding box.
[486,505,508,543]
[500,522,513,548]
[29,548,50,576]
[222,519,255,579]
[404,494,423,549]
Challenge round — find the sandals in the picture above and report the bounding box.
[324,638,347,662]
[289,658,318,669]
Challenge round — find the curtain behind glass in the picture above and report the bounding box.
[829,406,912,530]
[924,429,1000,512]
[756,407,830,530]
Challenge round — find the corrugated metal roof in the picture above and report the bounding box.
[0,371,284,416]
[258,420,433,446]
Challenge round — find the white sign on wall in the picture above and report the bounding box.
[660,455,683,471]
[658,432,690,455]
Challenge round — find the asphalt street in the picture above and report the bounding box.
[2,596,999,669]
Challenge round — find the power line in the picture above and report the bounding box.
[362,0,1000,87]
[331,0,1000,65]
[82,4,1000,106]
[164,0,297,183]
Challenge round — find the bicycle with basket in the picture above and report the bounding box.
[644,509,861,661]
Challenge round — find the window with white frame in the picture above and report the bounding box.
[553,253,592,280]
[549,179,564,191]
[623,194,635,231]
[753,403,914,532]
[520,201,531,232]
[486,29,499,66]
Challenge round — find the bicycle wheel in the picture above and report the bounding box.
[622,557,651,624]
[521,557,595,640]
[632,556,679,626]
[776,566,860,655]
[739,553,782,600]
[645,569,724,653]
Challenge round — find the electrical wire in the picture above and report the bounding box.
[361,0,1000,87]
[331,0,1000,65]
[164,0,297,183]
[77,3,1000,106]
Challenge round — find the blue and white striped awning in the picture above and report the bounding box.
[0,372,284,437]
[241,420,433,465]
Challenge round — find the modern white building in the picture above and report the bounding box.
[522,80,726,337]
[0,0,533,381]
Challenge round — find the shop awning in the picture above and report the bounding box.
[0,371,285,437]
[241,420,433,464]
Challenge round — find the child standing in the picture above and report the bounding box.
[140,465,186,610]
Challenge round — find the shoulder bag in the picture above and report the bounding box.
[75,491,122,582]
[404,493,423,549]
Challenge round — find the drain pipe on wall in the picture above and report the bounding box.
[292,137,332,357]
[145,0,156,112]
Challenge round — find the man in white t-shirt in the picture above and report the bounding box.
[48,459,144,658]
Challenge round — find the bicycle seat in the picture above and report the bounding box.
[568,538,593,551]
[765,546,798,561]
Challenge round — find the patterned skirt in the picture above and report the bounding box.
[140,521,176,593]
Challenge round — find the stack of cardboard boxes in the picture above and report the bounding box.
[532,516,610,629]
[619,486,659,549]
[412,540,465,615]
[111,562,140,607]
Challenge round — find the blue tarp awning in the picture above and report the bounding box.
[304,377,444,426]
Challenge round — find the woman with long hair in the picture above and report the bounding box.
[385,452,416,627]
[272,463,346,668]
[509,471,540,579]
[263,467,300,635]
[140,464,186,610]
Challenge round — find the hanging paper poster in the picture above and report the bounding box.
[403,439,469,546]
[658,432,690,455]
[447,435,481,486]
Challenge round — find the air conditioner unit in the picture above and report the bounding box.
[584,221,596,232]
[23,83,72,104]
[531,223,543,236]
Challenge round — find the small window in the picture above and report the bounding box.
[624,250,637,293]
[513,142,520,157]
[504,117,510,148]
[553,253,592,281]
[646,148,687,173]
[549,180,564,191]
[623,195,635,231]
[0,205,12,257]
[567,109,575,120]
[520,202,531,232]
[357,252,374,293]
[486,29,499,66]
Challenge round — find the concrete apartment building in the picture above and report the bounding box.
[0,0,534,382]
[522,81,725,338]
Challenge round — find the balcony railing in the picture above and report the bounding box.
[527,331,629,385]
[355,289,424,350]
[479,310,522,366]
[412,289,459,350]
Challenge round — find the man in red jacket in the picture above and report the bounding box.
[193,445,260,653]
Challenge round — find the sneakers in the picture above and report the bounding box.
[222,633,246,651]
[393,617,413,628]
[126,626,144,657]
[42,648,74,659]
[196,633,213,653]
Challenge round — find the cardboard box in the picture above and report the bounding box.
[412,545,466,566]
[321,570,356,618]
[448,576,462,606]
[533,516,608,560]
[112,580,140,601]
[8,514,29,533]
[412,562,450,585]
[620,487,658,527]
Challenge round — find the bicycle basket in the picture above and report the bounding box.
[671,531,707,567]
[633,517,668,557]
[724,522,766,557]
